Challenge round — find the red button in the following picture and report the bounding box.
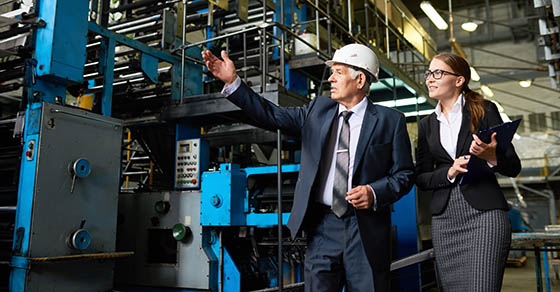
[191,179,197,184]
[26,151,32,158]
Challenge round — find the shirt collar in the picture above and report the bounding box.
[338,96,368,119]
[435,94,464,119]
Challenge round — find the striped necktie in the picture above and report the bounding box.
[332,111,352,217]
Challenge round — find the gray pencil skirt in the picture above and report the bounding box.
[432,185,511,292]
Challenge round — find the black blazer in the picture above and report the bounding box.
[416,100,521,215]
[227,82,414,292]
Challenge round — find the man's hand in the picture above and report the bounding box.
[345,185,374,209]
[470,133,498,166]
[201,50,238,86]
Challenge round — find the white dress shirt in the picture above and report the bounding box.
[435,95,464,183]
[318,98,370,206]
[435,94,495,183]
[435,94,464,161]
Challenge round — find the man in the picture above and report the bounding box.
[202,43,414,292]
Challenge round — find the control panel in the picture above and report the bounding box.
[175,138,208,189]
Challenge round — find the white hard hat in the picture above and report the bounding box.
[325,44,379,82]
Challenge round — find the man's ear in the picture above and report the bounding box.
[358,72,366,89]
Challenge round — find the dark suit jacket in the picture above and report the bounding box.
[227,82,415,292]
[416,100,521,215]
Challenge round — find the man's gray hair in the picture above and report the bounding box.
[348,66,371,95]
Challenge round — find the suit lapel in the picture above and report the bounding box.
[353,100,378,174]
[317,103,339,162]
[455,105,472,157]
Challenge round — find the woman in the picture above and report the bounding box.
[416,53,521,291]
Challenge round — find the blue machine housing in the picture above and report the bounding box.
[201,164,247,226]
[200,163,420,291]
[35,0,89,83]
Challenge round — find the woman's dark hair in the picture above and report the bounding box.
[433,53,485,133]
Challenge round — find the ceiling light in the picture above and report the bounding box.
[461,22,478,32]
[404,109,435,117]
[470,66,480,82]
[480,84,494,97]
[375,96,427,108]
[420,1,448,30]
[519,79,532,88]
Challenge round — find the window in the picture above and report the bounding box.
[551,112,560,130]
[529,113,547,132]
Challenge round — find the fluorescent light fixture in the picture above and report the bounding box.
[519,79,532,88]
[375,96,427,108]
[470,67,480,82]
[461,22,478,32]
[420,1,448,30]
[480,84,494,97]
[404,109,435,117]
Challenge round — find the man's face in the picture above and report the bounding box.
[328,64,362,103]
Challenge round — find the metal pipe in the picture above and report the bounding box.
[365,1,370,45]
[108,15,160,31]
[548,190,557,225]
[262,29,267,92]
[278,1,285,289]
[276,130,283,291]
[114,21,159,35]
[180,0,187,104]
[243,32,247,82]
[374,0,380,50]
[0,118,16,125]
[219,231,223,292]
[0,25,32,40]
[259,29,263,91]
[327,0,331,56]
[318,0,331,96]
[262,0,267,92]
[384,0,389,56]
[448,0,454,41]
[315,0,320,51]
[110,0,179,13]
[280,3,285,87]
[347,0,352,35]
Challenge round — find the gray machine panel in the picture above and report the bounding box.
[27,102,122,291]
[115,191,211,289]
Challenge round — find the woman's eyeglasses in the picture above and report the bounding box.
[424,69,461,80]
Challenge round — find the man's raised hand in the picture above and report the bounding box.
[201,50,238,86]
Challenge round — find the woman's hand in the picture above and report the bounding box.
[470,133,498,166]
[448,155,470,179]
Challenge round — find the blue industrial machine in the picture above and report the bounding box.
[9,1,125,291]
[116,162,419,291]
[0,0,429,291]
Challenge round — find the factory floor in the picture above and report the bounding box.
[502,253,560,292]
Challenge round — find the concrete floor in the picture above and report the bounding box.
[503,254,560,292]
